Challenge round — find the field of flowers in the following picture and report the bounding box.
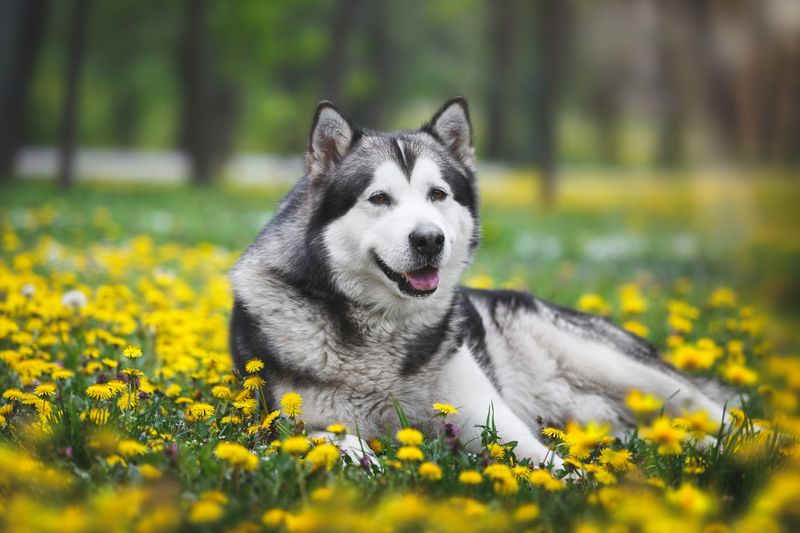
[1,176,799,532]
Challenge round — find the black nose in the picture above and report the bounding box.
[409,225,445,257]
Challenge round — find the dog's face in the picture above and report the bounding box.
[306,98,479,310]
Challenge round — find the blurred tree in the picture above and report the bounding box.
[0,0,49,180]
[532,0,571,206]
[177,0,240,184]
[322,0,360,105]
[58,0,90,190]
[485,0,516,160]
[351,0,394,128]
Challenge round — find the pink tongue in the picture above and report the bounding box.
[406,269,440,291]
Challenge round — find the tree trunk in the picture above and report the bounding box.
[533,0,570,207]
[58,0,90,191]
[322,0,359,105]
[485,0,515,160]
[0,0,49,180]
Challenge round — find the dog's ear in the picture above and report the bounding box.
[307,101,356,181]
[423,97,474,169]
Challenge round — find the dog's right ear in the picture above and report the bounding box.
[307,101,355,181]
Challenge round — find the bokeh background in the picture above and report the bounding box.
[1,0,799,336]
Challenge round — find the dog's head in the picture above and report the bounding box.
[306,98,479,310]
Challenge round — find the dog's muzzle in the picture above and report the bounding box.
[372,252,440,297]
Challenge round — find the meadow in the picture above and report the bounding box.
[1,173,799,532]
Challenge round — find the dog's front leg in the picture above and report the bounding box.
[439,347,561,468]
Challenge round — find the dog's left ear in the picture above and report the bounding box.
[307,101,356,181]
[423,96,475,169]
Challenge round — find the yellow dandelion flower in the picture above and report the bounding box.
[306,443,340,471]
[117,392,138,410]
[310,486,334,502]
[577,294,611,315]
[164,383,181,397]
[542,427,566,440]
[528,469,564,491]
[105,380,127,395]
[368,439,384,454]
[139,464,162,479]
[459,470,483,485]
[433,402,458,416]
[242,375,265,391]
[262,509,288,527]
[118,439,148,457]
[189,500,223,524]
[211,385,231,400]
[214,442,259,470]
[233,397,257,416]
[672,410,719,439]
[640,416,686,455]
[666,484,713,516]
[325,423,348,434]
[564,421,613,459]
[187,402,215,421]
[279,392,303,417]
[2,389,25,401]
[722,363,759,386]
[244,358,264,373]
[260,410,280,430]
[418,461,442,480]
[625,389,663,415]
[80,407,110,424]
[623,321,650,338]
[34,383,56,397]
[281,435,310,455]
[599,448,633,471]
[708,287,737,308]
[487,442,505,459]
[86,384,114,400]
[122,345,143,359]
[396,427,423,446]
[514,503,540,522]
[0,414,6,427]
[397,446,424,461]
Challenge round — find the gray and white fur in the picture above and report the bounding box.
[229,98,732,466]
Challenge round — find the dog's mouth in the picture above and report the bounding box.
[372,253,440,297]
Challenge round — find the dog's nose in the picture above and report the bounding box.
[409,225,445,257]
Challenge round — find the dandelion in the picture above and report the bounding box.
[396,427,423,446]
[396,446,424,461]
[233,397,257,416]
[432,402,458,416]
[122,345,142,359]
[528,469,564,491]
[242,375,265,391]
[513,503,540,522]
[672,410,719,439]
[722,363,759,386]
[244,358,264,373]
[118,440,148,457]
[86,384,114,400]
[280,392,303,417]
[260,410,281,430]
[34,383,56,397]
[487,442,505,459]
[2,389,25,401]
[599,448,633,471]
[326,423,348,434]
[262,509,288,527]
[708,287,737,308]
[564,421,613,458]
[542,427,566,440]
[306,444,340,471]
[666,484,713,516]
[623,321,650,338]
[640,416,686,455]
[80,407,110,424]
[211,385,231,400]
[117,392,138,410]
[418,462,442,480]
[368,439,384,454]
[577,294,611,315]
[459,470,483,485]
[281,436,310,456]
[139,464,162,479]
[625,389,663,415]
[189,500,223,524]
[214,442,259,470]
[187,402,215,421]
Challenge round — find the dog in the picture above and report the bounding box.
[229,97,732,467]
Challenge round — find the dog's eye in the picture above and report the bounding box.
[368,192,391,206]
[429,188,448,202]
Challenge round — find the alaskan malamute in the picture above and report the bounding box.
[229,97,730,466]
